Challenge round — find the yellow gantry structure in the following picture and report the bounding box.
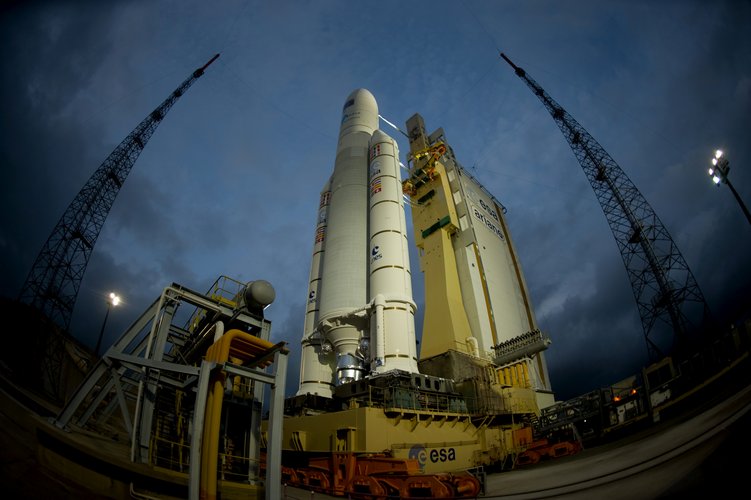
[403,113,554,410]
[409,160,474,358]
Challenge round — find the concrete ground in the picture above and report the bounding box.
[481,382,751,499]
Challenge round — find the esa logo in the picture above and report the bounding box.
[408,445,427,471]
[370,160,382,178]
[430,448,456,462]
[408,445,456,469]
[371,245,382,262]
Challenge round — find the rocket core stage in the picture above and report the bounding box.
[297,89,419,398]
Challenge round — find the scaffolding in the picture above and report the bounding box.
[54,277,287,500]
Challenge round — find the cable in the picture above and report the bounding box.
[215,57,334,141]
[461,0,502,52]
[378,114,408,138]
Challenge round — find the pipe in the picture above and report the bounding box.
[130,482,162,500]
[466,336,480,358]
[205,376,225,500]
[374,294,386,367]
[200,329,278,500]
[212,321,225,343]
[523,361,531,388]
[205,329,276,366]
[200,374,215,500]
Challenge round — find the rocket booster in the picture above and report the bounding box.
[297,89,419,398]
[297,177,334,397]
[368,130,419,374]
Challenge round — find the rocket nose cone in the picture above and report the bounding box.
[344,88,377,111]
[370,129,390,144]
[340,88,379,136]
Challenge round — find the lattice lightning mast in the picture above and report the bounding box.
[19,54,220,333]
[500,53,710,361]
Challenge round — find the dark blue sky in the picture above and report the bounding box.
[1,1,749,401]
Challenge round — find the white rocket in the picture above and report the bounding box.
[297,89,419,398]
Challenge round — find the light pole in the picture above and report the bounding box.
[95,292,120,357]
[709,149,751,225]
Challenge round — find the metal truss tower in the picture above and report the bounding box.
[17,54,219,399]
[19,54,218,331]
[501,53,710,361]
